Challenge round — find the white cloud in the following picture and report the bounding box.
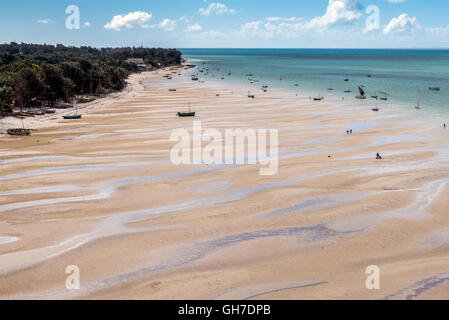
[383,14,420,34]
[186,23,203,32]
[307,0,363,29]
[143,18,177,31]
[37,19,54,24]
[199,2,236,16]
[84,22,92,27]
[388,0,406,3]
[266,17,302,22]
[158,19,177,31]
[104,11,152,31]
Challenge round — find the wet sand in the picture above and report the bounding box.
[1,66,449,300]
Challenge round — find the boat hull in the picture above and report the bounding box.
[177,112,196,117]
[63,115,82,120]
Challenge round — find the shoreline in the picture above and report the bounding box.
[0,64,190,138]
[0,65,449,299]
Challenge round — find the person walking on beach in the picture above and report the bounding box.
[444,123,446,128]
[376,153,382,160]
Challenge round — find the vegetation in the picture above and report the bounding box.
[0,43,182,112]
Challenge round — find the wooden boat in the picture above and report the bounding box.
[27,110,46,115]
[191,76,199,81]
[169,89,177,92]
[248,91,255,99]
[63,104,81,120]
[372,107,379,112]
[7,128,31,136]
[177,112,195,117]
[313,95,324,101]
[177,103,195,117]
[344,74,349,82]
[415,101,421,110]
[379,91,390,101]
[429,87,440,91]
[46,109,56,114]
[63,115,82,119]
[355,86,367,99]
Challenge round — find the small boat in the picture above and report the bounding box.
[356,86,367,99]
[27,110,46,115]
[367,74,372,78]
[379,91,390,101]
[63,104,81,120]
[415,101,421,110]
[63,115,82,120]
[191,76,199,81]
[7,128,31,136]
[344,74,349,82]
[177,112,195,117]
[344,90,352,93]
[177,103,196,117]
[248,91,255,99]
[372,106,379,112]
[371,95,378,100]
[328,88,334,91]
[54,105,73,109]
[169,89,177,92]
[46,109,56,114]
[429,87,440,91]
[313,95,324,101]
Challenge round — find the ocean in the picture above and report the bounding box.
[181,49,449,118]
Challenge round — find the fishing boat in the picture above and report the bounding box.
[415,101,421,110]
[372,105,379,112]
[177,103,196,117]
[63,104,82,120]
[355,86,367,99]
[7,118,31,136]
[191,76,199,81]
[27,110,46,115]
[429,87,440,91]
[248,91,255,99]
[54,104,73,109]
[344,74,349,82]
[169,89,177,92]
[46,109,56,114]
[313,95,324,101]
[378,91,389,101]
[7,128,31,136]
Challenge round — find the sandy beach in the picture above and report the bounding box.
[1,65,449,300]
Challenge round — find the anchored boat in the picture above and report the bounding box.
[177,103,196,117]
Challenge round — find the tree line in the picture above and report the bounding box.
[0,43,182,112]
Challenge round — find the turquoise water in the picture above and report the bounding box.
[181,49,449,116]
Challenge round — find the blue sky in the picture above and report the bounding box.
[1,0,448,48]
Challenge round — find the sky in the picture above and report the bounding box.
[0,0,449,48]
